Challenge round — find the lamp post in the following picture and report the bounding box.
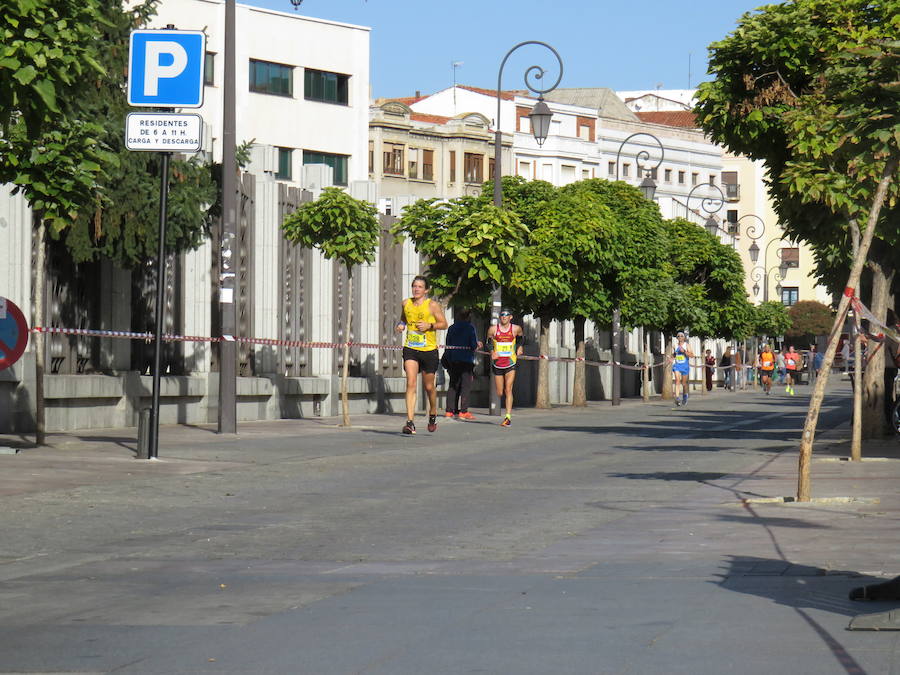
[611,132,663,405]
[491,41,563,415]
[615,132,663,201]
[748,237,786,302]
[685,182,730,244]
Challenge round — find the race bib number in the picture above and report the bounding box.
[787,358,795,366]
[675,354,687,363]
[406,331,426,348]
[496,341,514,357]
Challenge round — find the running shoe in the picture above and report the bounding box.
[458,411,475,420]
[427,414,437,432]
[402,420,416,435]
[675,398,682,407]
[500,415,511,427]
[444,411,455,418]
[682,395,688,406]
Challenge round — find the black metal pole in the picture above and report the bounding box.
[218,0,238,434]
[149,151,171,459]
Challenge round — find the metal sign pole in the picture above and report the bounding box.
[148,151,171,459]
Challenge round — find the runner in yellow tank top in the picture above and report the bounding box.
[395,276,447,435]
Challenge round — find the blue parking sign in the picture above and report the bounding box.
[128,30,206,108]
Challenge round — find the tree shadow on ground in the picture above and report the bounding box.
[716,554,892,674]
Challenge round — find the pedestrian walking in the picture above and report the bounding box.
[669,331,694,407]
[443,309,481,420]
[396,275,448,435]
[734,348,744,389]
[758,344,776,394]
[783,344,801,395]
[813,345,824,376]
[720,347,734,391]
[704,349,716,391]
[487,309,524,427]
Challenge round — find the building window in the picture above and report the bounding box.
[408,148,418,179]
[780,247,800,268]
[383,143,404,176]
[622,163,630,178]
[664,168,672,182]
[464,152,483,183]
[518,160,531,179]
[276,147,292,180]
[516,106,532,133]
[582,169,590,180]
[709,174,716,185]
[678,170,686,185]
[489,158,496,180]
[303,150,348,185]
[449,150,456,182]
[249,59,293,97]
[608,161,615,177]
[781,287,799,306]
[691,172,698,186]
[368,141,374,174]
[726,209,739,234]
[576,115,595,142]
[304,68,349,105]
[722,171,740,199]
[649,166,658,180]
[422,149,434,181]
[204,52,215,86]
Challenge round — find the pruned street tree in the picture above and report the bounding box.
[695,0,900,498]
[282,187,379,427]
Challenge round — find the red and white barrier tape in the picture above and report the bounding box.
[29,325,789,372]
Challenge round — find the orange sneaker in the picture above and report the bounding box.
[458,411,475,420]
[444,411,455,418]
[500,415,511,427]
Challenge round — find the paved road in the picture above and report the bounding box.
[2,382,900,674]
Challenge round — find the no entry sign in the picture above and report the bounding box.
[0,297,29,372]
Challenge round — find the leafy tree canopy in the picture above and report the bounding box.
[282,187,379,271]
[753,300,793,338]
[787,300,834,338]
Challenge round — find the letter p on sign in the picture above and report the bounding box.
[128,30,205,108]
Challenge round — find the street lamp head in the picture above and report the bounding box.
[775,282,783,297]
[528,98,553,146]
[639,175,657,201]
[748,241,760,263]
[752,282,760,297]
[290,0,303,7]
[705,215,719,237]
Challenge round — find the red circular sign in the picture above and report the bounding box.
[0,297,29,372]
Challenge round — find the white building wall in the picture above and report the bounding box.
[0,185,32,313]
[147,0,370,183]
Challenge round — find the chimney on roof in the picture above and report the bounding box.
[416,90,421,98]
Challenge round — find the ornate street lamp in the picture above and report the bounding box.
[615,132,664,201]
[491,41,563,415]
[686,181,726,239]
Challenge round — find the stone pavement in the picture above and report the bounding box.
[3,382,900,673]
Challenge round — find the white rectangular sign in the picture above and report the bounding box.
[125,113,203,152]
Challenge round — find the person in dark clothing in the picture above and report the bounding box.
[443,309,482,420]
[704,349,716,391]
[720,347,734,391]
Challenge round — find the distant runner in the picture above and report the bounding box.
[396,276,448,435]
[783,345,801,395]
[670,332,694,407]
[487,309,524,426]
[758,344,776,395]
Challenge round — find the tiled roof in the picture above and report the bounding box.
[410,112,451,125]
[458,84,523,100]
[635,111,698,128]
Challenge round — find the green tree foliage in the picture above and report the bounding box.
[694,0,900,293]
[663,218,754,339]
[753,300,793,339]
[392,198,529,309]
[787,300,834,339]
[0,0,217,264]
[282,187,379,269]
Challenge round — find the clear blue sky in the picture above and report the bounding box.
[244,0,765,99]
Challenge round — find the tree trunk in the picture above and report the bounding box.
[34,217,46,446]
[642,330,650,403]
[572,316,586,407]
[340,270,352,427]
[536,318,551,409]
[862,258,894,439]
[851,318,862,461]
[797,159,897,501]
[661,332,673,400]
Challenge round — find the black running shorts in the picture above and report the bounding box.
[403,347,439,374]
